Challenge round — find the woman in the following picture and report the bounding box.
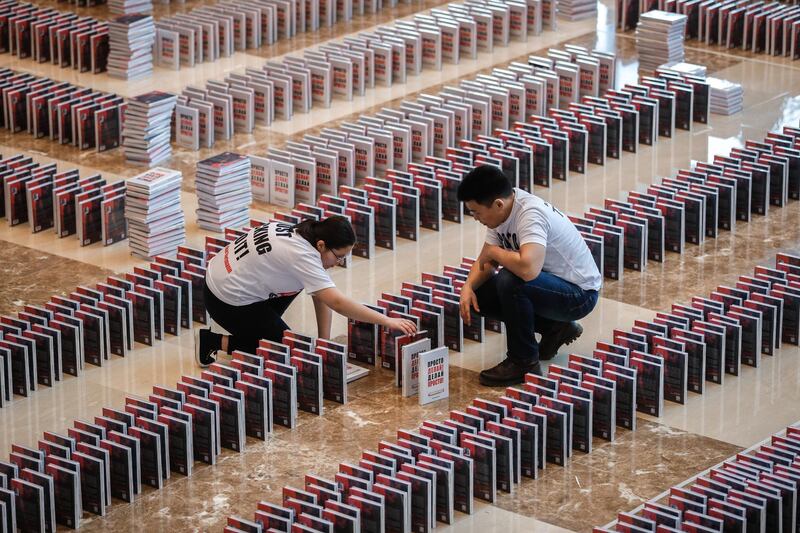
[195,215,416,367]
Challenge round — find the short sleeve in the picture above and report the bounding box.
[485,228,501,246]
[517,205,550,247]
[292,249,336,295]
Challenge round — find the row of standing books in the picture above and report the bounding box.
[597,421,800,533]
[214,255,800,533]
[577,118,800,282]
[587,251,800,432]
[347,257,501,365]
[620,0,800,60]
[0,1,109,74]
[0,244,214,406]
[0,155,128,245]
[223,401,544,533]
[0,67,124,152]
[241,77,711,265]
[0,308,383,529]
[170,0,557,153]
[155,0,551,74]
[239,54,712,212]
[0,334,288,529]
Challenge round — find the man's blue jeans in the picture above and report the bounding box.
[474,268,600,364]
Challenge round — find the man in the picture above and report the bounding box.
[457,165,602,386]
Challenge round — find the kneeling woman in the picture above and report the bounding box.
[196,216,416,367]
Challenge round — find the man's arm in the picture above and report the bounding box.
[312,294,333,339]
[460,242,498,324]
[466,242,498,290]
[487,242,546,282]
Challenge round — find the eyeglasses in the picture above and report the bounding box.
[330,248,347,265]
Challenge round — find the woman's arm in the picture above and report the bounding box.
[313,287,416,334]
[311,294,333,339]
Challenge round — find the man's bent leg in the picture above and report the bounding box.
[479,269,543,386]
[519,272,600,360]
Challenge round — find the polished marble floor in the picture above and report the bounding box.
[0,0,799,530]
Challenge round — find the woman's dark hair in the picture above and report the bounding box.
[456,164,513,206]
[293,215,357,250]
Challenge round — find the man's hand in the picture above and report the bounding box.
[459,285,480,326]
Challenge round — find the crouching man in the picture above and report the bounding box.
[457,165,602,386]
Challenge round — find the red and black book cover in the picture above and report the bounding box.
[437,171,462,223]
[8,87,28,133]
[316,345,346,404]
[180,269,207,325]
[101,193,126,245]
[543,132,568,181]
[78,104,99,150]
[91,31,108,73]
[347,304,382,366]
[346,205,373,259]
[0,13,10,53]
[95,104,120,152]
[290,355,323,416]
[7,173,31,226]
[262,368,295,429]
[392,190,418,241]
[15,17,32,59]
[368,198,396,250]
[78,194,103,246]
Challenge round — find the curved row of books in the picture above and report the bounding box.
[171,0,558,153]
[0,2,110,75]
[0,68,124,153]
[0,156,127,246]
[619,0,800,61]
[4,102,797,528]
[221,250,800,533]
[597,422,800,532]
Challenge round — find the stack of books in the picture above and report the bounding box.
[707,77,744,115]
[662,61,706,77]
[108,0,152,16]
[558,0,598,21]
[122,91,177,166]
[125,168,186,258]
[195,153,253,233]
[108,14,155,80]
[636,11,688,71]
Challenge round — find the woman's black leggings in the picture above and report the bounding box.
[203,280,298,354]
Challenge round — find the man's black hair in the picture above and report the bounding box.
[456,164,513,206]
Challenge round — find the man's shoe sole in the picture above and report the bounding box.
[539,323,584,361]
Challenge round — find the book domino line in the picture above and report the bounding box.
[0,158,128,246]
[227,60,708,210]
[0,245,211,406]
[596,421,800,532]
[618,0,800,63]
[0,67,124,151]
[573,113,800,280]
[0,1,110,74]
[589,252,800,424]
[163,0,558,153]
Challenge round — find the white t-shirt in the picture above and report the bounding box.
[206,221,335,306]
[485,189,603,291]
